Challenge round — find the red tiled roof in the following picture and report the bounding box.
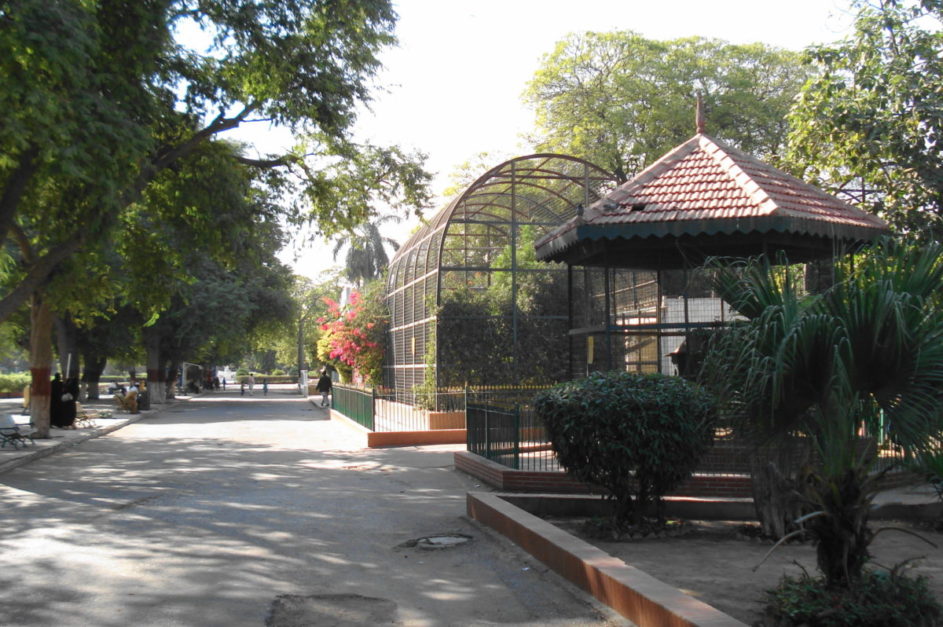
[535,134,889,260]
[595,134,885,227]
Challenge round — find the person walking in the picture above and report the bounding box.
[316,369,332,407]
[248,373,255,396]
[262,378,268,396]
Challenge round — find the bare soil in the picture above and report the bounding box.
[544,517,943,625]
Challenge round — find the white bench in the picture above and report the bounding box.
[0,414,36,449]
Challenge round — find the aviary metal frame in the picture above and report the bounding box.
[385,154,616,395]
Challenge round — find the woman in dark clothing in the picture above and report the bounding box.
[60,377,79,427]
[50,373,65,427]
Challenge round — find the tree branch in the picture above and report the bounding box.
[235,154,297,169]
[0,145,41,248]
[0,238,84,323]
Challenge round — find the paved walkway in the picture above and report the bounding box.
[0,389,625,627]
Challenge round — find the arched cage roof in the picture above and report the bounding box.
[384,154,616,391]
[388,154,615,296]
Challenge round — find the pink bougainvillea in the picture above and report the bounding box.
[317,290,387,386]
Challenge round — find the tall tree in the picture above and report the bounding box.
[1,0,430,321]
[332,214,401,286]
[787,0,943,239]
[524,32,809,182]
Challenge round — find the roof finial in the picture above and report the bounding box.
[695,92,706,134]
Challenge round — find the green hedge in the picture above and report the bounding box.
[0,373,31,395]
[534,371,717,526]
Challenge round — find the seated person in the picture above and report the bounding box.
[114,382,139,413]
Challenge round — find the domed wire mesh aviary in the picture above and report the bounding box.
[385,154,616,397]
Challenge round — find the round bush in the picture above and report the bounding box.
[534,371,716,525]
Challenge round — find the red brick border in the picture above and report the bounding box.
[455,450,753,498]
[467,492,746,626]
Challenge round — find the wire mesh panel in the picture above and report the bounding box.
[385,154,616,394]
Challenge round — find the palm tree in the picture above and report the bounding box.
[332,214,401,287]
[702,239,943,589]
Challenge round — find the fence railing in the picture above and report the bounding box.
[466,401,559,471]
[332,385,374,430]
[330,384,552,433]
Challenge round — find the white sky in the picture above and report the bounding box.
[269,0,858,279]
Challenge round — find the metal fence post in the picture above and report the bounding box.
[370,387,377,431]
[513,404,521,470]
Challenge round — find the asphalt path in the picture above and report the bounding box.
[0,388,625,626]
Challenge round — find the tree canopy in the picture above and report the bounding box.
[0,0,430,322]
[786,0,943,239]
[524,32,809,182]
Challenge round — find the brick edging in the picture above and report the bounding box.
[467,491,746,627]
[455,450,753,498]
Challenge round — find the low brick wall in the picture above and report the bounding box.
[428,411,465,429]
[467,492,746,626]
[455,451,754,498]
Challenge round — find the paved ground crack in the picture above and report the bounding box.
[266,593,397,626]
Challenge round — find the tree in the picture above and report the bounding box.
[1,0,431,321]
[702,241,943,590]
[787,0,943,238]
[524,32,809,182]
[332,214,401,286]
[2,0,430,432]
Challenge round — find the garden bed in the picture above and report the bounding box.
[544,516,943,625]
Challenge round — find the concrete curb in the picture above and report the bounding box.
[467,491,747,627]
[315,399,467,448]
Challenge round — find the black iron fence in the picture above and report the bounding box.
[330,384,552,434]
[466,401,560,471]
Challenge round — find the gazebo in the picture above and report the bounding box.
[534,132,890,377]
[384,154,616,395]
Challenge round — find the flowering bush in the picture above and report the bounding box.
[316,286,387,386]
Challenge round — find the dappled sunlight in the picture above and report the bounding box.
[0,394,610,626]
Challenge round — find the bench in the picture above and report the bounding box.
[0,414,36,449]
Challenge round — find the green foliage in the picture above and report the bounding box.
[0,372,31,395]
[435,225,569,387]
[525,32,808,181]
[701,239,943,589]
[0,0,430,324]
[786,1,943,238]
[766,570,941,627]
[332,216,400,286]
[534,372,716,525]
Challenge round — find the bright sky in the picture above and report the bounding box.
[275,0,858,279]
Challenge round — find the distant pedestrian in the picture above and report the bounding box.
[248,373,255,396]
[316,369,332,407]
[240,381,245,396]
[222,376,227,390]
[262,378,268,396]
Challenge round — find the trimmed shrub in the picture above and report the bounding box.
[766,570,941,626]
[534,371,716,525]
[0,372,31,395]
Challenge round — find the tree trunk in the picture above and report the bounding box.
[166,361,180,399]
[29,293,52,438]
[749,439,811,538]
[82,353,107,400]
[54,314,80,380]
[144,330,166,404]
